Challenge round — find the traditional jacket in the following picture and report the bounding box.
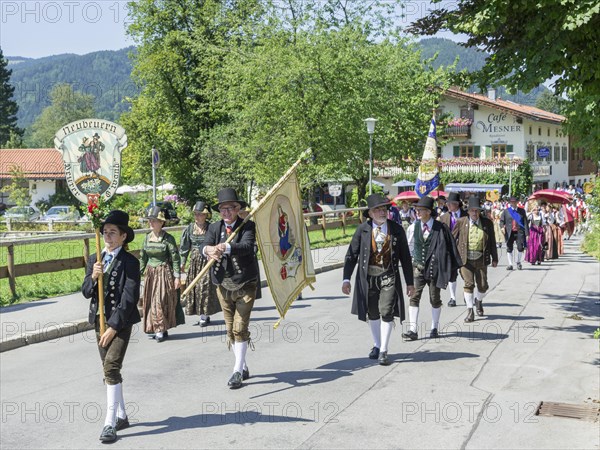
[452,216,499,266]
[438,208,467,232]
[343,219,414,322]
[499,207,529,240]
[82,249,141,331]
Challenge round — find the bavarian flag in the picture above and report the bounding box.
[415,115,440,198]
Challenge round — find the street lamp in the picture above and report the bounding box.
[364,118,378,195]
[507,151,516,198]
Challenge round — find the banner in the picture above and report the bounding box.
[253,169,315,321]
[415,115,440,197]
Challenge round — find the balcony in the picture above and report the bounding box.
[441,125,471,139]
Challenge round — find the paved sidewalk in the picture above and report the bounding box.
[0,245,350,351]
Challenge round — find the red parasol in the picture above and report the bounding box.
[429,190,448,199]
[392,191,420,204]
[529,189,572,205]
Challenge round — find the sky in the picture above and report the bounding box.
[0,0,462,58]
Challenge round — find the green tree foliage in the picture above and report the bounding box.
[1,166,31,207]
[26,84,95,148]
[409,0,600,160]
[0,48,22,146]
[535,90,565,115]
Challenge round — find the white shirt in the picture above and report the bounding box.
[406,217,434,257]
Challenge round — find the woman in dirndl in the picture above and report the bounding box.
[526,205,545,265]
[542,204,559,260]
[140,206,183,342]
[180,201,220,326]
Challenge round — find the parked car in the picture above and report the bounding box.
[3,206,41,221]
[40,205,82,222]
[141,201,180,226]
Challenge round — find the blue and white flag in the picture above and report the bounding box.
[415,116,440,198]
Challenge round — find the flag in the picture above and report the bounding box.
[415,115,440,198]
[253,167,316,324]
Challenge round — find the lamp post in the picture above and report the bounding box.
[364,118,378,195]
[507,151,516,198]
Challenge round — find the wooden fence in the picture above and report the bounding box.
[0,207,367,298]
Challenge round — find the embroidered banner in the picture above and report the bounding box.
[415,115,440,198]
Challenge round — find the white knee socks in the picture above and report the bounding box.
[369,319,381,349]
[408,306,419,333]
[507,252,513,266]
[464,292,474,309]
[517,251,523,263]
[380,321,393,353]
[104,383,121,427]
[448,281,457,300]
[431,307,441,330]
[233,341,248,374]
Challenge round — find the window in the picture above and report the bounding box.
[547,128,550,137]
[562,145,568,162]
[546,142,552,162]
[492,144,506,158]
[529,126,532,135]
[460,145,474,157]
[460,107,474,120]
[555,129,559,137]
[554,145,560,161]
[571,146,575,161]
[538,127,542,136]
[526,143,535,160]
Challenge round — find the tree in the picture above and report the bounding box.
[535,90,565,115]
[0,47,22,146]
[1,166,31,207]
[408,0,600,159]
[26,84,95,147]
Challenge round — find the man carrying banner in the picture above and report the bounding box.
[342,194,414,366]
[500,196,529,270]
[202,188,258,389]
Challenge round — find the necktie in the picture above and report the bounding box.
[374,226,385,252]
[226,225,232,236]
[103,253,113,272]
[450,213,456,230]
[422,223,429,233]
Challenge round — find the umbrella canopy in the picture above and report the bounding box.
[529,189,572,205]
[429,190,448,199]
[391,179,416,187]
[392,191,420,204]
[157,182,175,191]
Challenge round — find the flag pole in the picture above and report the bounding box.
[182,149,313,298]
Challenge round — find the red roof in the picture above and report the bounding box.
[0,149,65,179]
[444,87,565,125]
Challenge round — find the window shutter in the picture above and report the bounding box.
[453,146,460,157]
[474,146,481,157]
[507,145,513,152]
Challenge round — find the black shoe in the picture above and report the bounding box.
[242,368,250,381]
[228,371,243,389]
[448,299,457,307]
[200,317,211,327]
[368,346,380,359]
[115,416,129,431]
[402,330,418,341]
[517,263,522,270]
[506,265,513,271]
[147,333,156,339]
[193,321,200,326]
[99,425,117,442]
[475,300,484,316]
[464,308,475,323]
[378,351,390,366]
[430,328,439,338]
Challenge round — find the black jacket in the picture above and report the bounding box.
[415,220,463,289]
[343,219,414,322]
[500,207,529,239]
[82,249,141,331]
[202,218,259,286]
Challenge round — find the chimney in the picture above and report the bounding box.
[487,88,497,101]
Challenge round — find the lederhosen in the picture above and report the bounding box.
[366,229,395,321]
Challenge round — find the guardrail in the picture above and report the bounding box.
[1,207,368,299]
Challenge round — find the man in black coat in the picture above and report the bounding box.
[403,196,462,340]
[499,196,529,270]
[82,210,140,443]
[342,194,414,366]
[202,188,258,389]
[438,192,467,307]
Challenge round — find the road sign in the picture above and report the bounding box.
[152,147,160,168]
[328,184,342,197]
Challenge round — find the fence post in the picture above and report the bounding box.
[321,212,327,240]
[341,211,347,236]
[6,218,11,232]
[48,220,54,232]
[7,244,16,298]
[83,238,90,266]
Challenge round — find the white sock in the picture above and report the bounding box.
[155,331,163,339]
[474,286,479,301]
[507,252,513,266]
[380,321,393,353]
[408,306,419,333]
[448,281,457,300]
[104,384,119,427]
[116,383,126,420]
[477,292,486,303]
[431,307,441,330]
[369,319,381,348]
[517,251,523,263]
[200,314,207,321]
[464,292,474,309]
[233,341,248,374]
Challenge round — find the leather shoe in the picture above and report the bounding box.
[242,367,250,381]
[448,299,456,307]
[475,300,484,316]
[402,330,418,341]
[506,265,513,271]
[200,317,211,327]
[517,262,523,270]
[115,416,129,431]
[228,371,243,389]
[430,328,439,338]
[378,351,390,366]
[464,308,475,323]
[368,346,380,359]
[99,425,117,442]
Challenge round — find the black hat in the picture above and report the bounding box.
[193,201,211,216]
[509,196,518,202]
[101,210,135,244]
[437,195,447,201]
[146,206,167,222]
[364,194,390,217]
[92,132,100,138]
[415,196,435,211]
[212,188,247,212]
[447,192,461,204]
[467,196,482,210]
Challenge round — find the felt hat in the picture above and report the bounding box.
[467,196,482,210]
[146,206,167,222]
[212,188,247,212]
[364,194,390,217]
[415,196,435,211]
[192,201,211,217]
[101,210,135,244]
[447,192,461,204]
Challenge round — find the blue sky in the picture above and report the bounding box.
[1,1,462,58]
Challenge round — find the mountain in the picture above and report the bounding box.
[416,37,549,106]
[7,47,139,128]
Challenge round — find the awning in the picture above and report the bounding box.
[445,183,506,193]
[391,179,415,187]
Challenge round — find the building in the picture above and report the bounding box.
[0,148,65,206]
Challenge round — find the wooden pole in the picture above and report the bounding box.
[182,149,312,298]
[95,228,107,335]
[83,238,90,266]
[7,244,16,298]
